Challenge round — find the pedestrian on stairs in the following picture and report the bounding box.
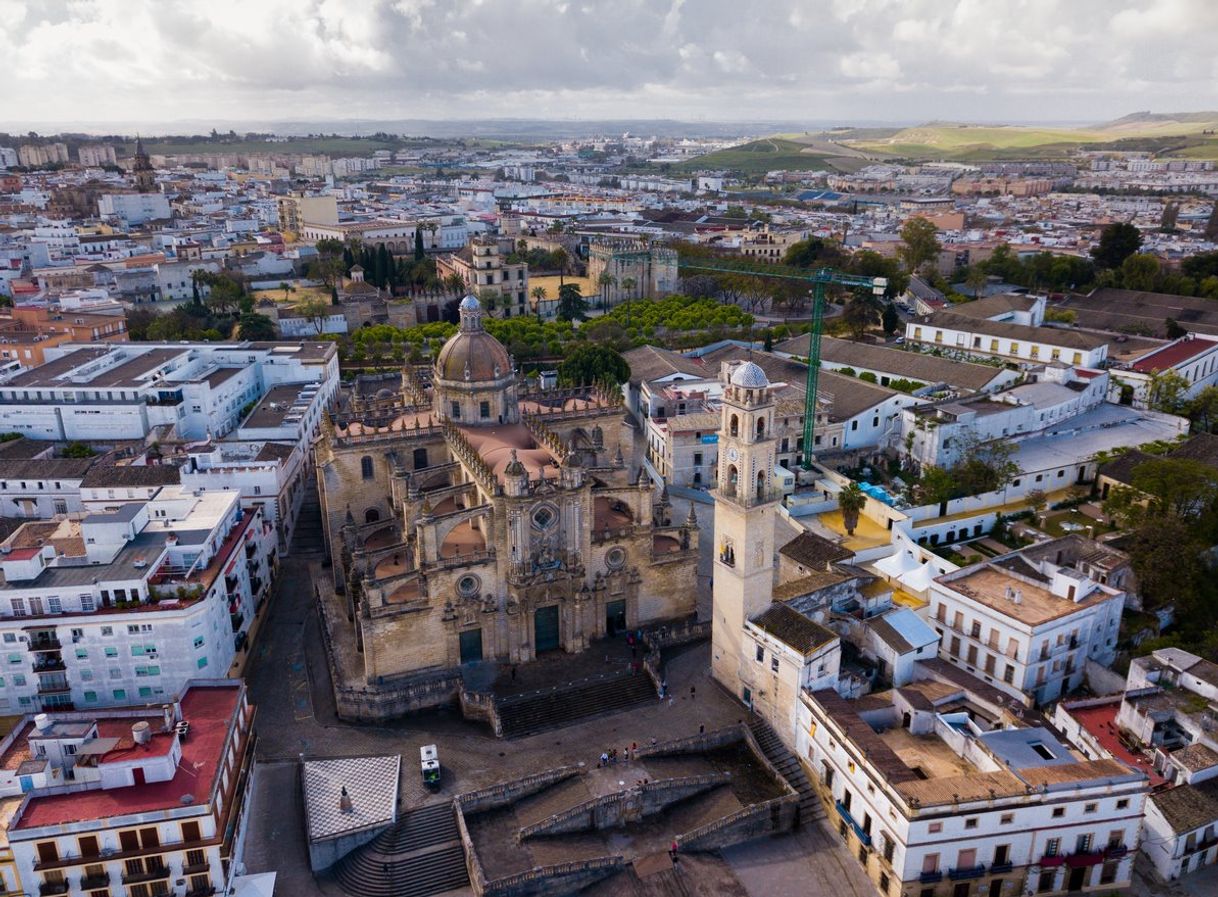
[600,751,608,768]
[690,684,696,701]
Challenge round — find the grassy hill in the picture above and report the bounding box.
[673,136,870,174]
[849,114,1218,161]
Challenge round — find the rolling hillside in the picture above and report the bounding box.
[672,136,870,174]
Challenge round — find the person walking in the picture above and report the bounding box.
[690,684,696,701]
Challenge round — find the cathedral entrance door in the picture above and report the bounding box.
[605,600,626,636]
[534,605,560,653]
[459,628,483,664]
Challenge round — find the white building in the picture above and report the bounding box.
[97,194,171,225]
[1111,333,1218,408]
[0,486,276,713]
[926,541,1125,705]
[797,667,1147,897]
[0,341,339,444]
[76,145,117,168]
[5,680,256,897]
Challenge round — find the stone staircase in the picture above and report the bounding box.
[333,802,470,897]
[289,476,327,557]
[747,717,822,828]
[496,672,657,738]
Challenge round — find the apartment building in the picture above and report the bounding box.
[797,669,1148,897]
[926,541,1125,705]
[97,194,172,226]
[0,341,339,443]
[0,305,129,368]
[0,486,275,713]
[5,679,255,897]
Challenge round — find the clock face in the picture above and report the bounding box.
[727,446,739,462]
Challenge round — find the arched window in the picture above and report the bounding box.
[364,508,380,524]
[729,414,739,437]
[727,464,738,490]
[756,417,765,437]
[756,471,766,500]
[360,456,374,480]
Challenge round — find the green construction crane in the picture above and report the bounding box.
[677,260,887,470]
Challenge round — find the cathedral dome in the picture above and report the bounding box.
[435,295,512,382]
[730,361,768,389]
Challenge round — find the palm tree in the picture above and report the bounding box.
[598,273,616,310]
[531,285,547,319]
[621,277,637,329]
[837,482,867,536]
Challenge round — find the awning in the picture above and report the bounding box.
[898,561,937,593]
[874,551,919,580]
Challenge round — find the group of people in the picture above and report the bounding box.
[597,740,644,768]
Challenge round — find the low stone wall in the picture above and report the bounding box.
[675,792,799,852]
[456,765,585,815]
[460,689,503,736]
[455,800,488,896]
[519,773,731,840]
[482,857,625,897]
[633,724,745,759]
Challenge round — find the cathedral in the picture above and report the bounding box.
[316,296,699,692]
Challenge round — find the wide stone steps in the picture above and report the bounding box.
[333,803,469,897]
[496,672,657,738]
[289,480,327,557]
[748,718,823,826]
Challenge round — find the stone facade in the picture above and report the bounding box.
[316,297,698,702]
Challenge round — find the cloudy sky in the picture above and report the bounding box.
[3,0,1218,129]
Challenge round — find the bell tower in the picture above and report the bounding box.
[710,360,779,695]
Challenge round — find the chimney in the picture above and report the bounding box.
[132,721,152,745]
[162,704,175,731]
[339,785,354,813]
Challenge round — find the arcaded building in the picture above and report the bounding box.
[316,296,698,696]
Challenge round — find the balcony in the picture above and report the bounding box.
[36,677,71,695]
[39,882,70,897]
[948,865,986,880]
[1105,843,1130,859]
[834,801,871,847]
[121,865,172,885]
[1040,854,1065,867]
[28,635,62,652]
[183,860,211,876]
[1186,836,1217,856]
[80,872,110,889]
[33,657,66,673]
[990,862,1014,874]
[918,870,944,884]
[185,888,216,897]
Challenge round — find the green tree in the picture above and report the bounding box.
[1122,457,1218,521]
[1188,385,1218,433]
[782,237,844,269]
[914,466,958,504]
[1120,253,1161,291]
[881,302,900,336]
[964,266,988,299]
[556,283,588,322]
[837,482,867,536]
[295,297,333,335]
[1160,202,1180,233]
[558,344,629,386]
[1091,222,1142,270]
[597,272,616,310]
[897,217,942,275]
[237,312,277,341]
[1165,317,1187,340]
[1146,368,1191,414]
[62,442,95,459]
[953,432,1019,496]
[842,293,881,340]
[414,228,425,261]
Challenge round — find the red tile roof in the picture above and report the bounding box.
[15,684,243,830]
[1130,338,1218,374]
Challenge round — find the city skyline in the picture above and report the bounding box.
[4,0,1218,129]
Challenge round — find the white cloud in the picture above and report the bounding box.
[1,0,1216,127]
